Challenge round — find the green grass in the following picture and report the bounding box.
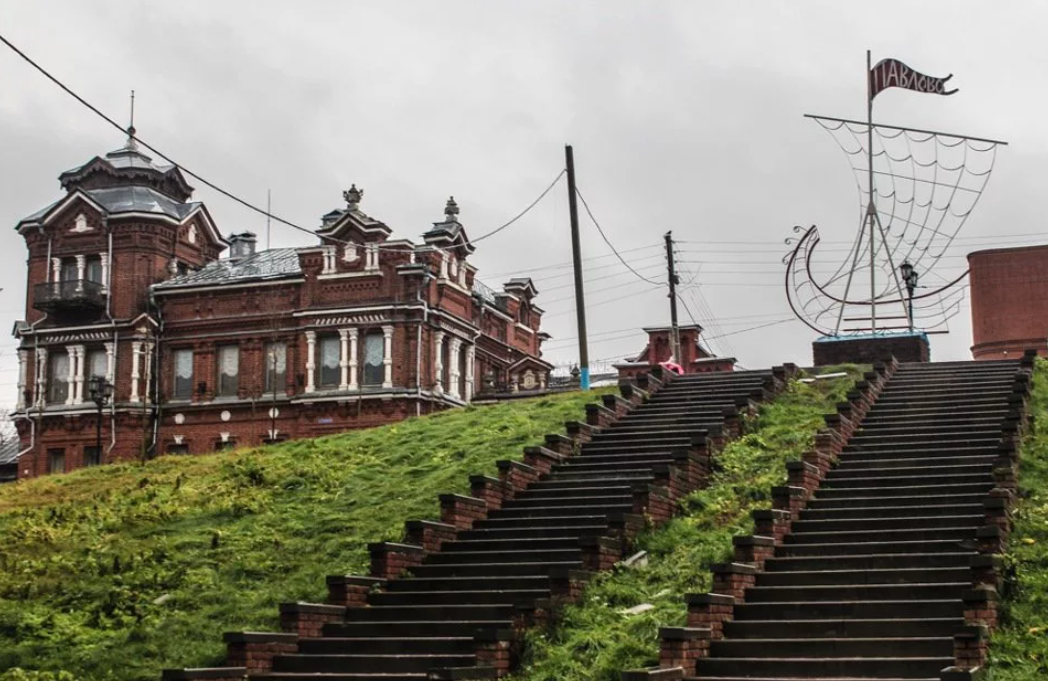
[0,388,611,681]
[989,357,1048,679]
[514,366,866,681]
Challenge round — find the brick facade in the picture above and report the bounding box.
[969,244,1048,360]
[615,325,735,379]
[10,138,551,479]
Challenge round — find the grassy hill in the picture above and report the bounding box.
[0,388,610,681]
[989,358,1048,679]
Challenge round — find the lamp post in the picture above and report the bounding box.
[899,260,919,331]
[87,376,113,465]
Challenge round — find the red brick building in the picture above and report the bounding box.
[969,244,1048,360]
[9,135,551,478]
[614,325,735,380]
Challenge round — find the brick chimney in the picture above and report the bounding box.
[228,231,257,262]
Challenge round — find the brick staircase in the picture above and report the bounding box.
[163,366,797,681]
[630,355,1035,681]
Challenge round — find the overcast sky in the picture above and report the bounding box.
[1,1,1045,408]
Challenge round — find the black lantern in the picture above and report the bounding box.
[899,260,919,331]
[87,376,113,466]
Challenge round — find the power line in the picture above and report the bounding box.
[0,30,560,254]
[574,187,665,287]
[482,244,663,279]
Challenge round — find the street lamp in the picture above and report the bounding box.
[87,376,113,466]
[899,260,919,331]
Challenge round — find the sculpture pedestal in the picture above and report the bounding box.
[813,332,929,366]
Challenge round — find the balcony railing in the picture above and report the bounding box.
[33,279,107,313]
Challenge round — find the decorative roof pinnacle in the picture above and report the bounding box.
[343,184,363,211]
[445,195,459,222]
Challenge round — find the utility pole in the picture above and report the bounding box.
[665,231,681,362]
[565,145,589,390]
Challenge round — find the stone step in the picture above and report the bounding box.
[424,548,582,565]
[806,492,988,510]
[550,468,657,481]
[693,655,952,679]
[799,503,983,521]
[709,636,953,658]
[369,589,549,606]
[756,566,970,587]
[324,621,509,638]
[785,526,978,546]
[790,515,983,534]
[501,494,633,509]
[602,422,715,435]
[299,637,476,655]
[526,476,653,491]
[456,525,605,541]
[489,502,633,519]
[554,459,674,473]
[826,462,994,478]
[842,440,1001,453]
[776,539,973,558]
[722,617,965,639]
[579,442,691,455]
[834,455,997,471]
[470,514,611,530]
[733,599,964,620]
[256,673,428,681]
[442,537,585,552]
[272,653,476,674]
[743,582,968,603]
[820,473,992,489]
[411,560,583,578]
[762,552,974,572]
[586,430,700,444]
[343,604,514,622]
[846,431,1004,447]
[813,482,992,498]
[853,420,1006,436]
[387,576,552,593]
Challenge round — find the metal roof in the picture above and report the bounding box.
[0,421,20,466]
[19,186,201,225]
[154,247,302,289]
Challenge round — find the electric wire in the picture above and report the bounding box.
[574,187,666,287]
[0,30,562,254]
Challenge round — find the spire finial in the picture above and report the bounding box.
[444,195,459,222]
[343,184,363,211]
[126,89,138,149]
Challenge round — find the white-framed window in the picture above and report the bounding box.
[172,349,194,400]
[217,345,240,397]
[362,331,384,386]
[318,336,340,387]
[264,341,287,393]
[48,352,69,404]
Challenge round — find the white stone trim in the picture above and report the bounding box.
[16,350,27,410]
[304,331,317,393]
[382,325,394,388]
[349,328,359,390]
[35,348,47,407]
[464,344,475,403]
[338,328,350,391]
[129,341,143,403]
[447,337,462,399]
[433,331,445,394]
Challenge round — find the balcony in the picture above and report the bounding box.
[33,279,107,313]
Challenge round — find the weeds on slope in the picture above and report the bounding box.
[990,358,1048,679]
[0,388,611,681]
[515,366,865,681]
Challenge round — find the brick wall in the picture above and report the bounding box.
[969,245,1048,360]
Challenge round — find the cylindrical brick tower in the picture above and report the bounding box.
[968,244,1048,360]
